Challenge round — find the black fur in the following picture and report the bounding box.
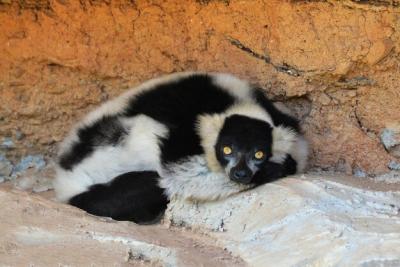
[216,115,274,160]
[214,115,296,185]
[59,115,127,170]
[69,171,168,224]
[253,88,300,132]
[59,74,235,170]
[123,74,236,164]
[252,155,297,185]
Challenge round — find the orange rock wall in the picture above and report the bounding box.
[1,0,399,174]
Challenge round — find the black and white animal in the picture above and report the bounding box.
[53,72,308,224]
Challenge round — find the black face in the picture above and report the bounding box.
[215,115,273,184]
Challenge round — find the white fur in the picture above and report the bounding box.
[58,72,197,156]
[289,136,309,173]
[159,156,252,201]
[271,102,309,171]
[270,128,308,172]
[121,115,169,171]
[270,126,297,164]
[225,103,274,125]
[212,73,252,100]
[53,115,168,202]
[54,146,127,202]
[196,114,226,173]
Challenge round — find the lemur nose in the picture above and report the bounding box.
[234,170,250,179]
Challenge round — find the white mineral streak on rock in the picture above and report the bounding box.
[165,176,400,267]
[15,226,62,246]
[88,232,178,267]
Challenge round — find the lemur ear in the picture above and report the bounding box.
[196,114,226,172]
[271,126,297,163]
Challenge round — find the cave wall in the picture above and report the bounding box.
[1,0,399,175]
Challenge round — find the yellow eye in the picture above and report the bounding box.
[254,151,264,159]
[223,146,232,155]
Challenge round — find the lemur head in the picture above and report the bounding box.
[215,115,272,184]
[197,103,296,185]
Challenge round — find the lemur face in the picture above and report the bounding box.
[215,115,273,184]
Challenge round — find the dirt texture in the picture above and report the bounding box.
[1,0,400,175]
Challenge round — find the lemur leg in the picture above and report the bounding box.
[69,171,169,224]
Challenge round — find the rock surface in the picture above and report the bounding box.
[166,174,400,267]
[1,0,400,175]
[0,187,244,266]
[1,174,400,266]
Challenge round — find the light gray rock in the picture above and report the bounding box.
[381,129,398,149]
[0,154,13,180]
[381,128,400,158]
[165,175,400,267]
[388,160,400,170]
[13,154,46,175]
[1,137,14,149]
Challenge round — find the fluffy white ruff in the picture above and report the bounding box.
[270,126,297,164]
[196,113,226,173]
[159,156,252,202]
[197,102,299,172]
[197,103,275,173]
[289,136,309,173]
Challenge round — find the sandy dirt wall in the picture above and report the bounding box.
[0,0,400,175]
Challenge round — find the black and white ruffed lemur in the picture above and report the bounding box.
[53,72,308,224]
